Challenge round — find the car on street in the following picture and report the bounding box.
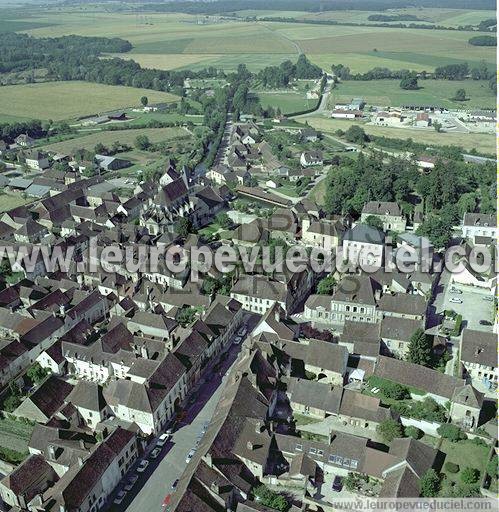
[449,297,463,304]
[482,296,494,302]
[185,448,196,463]
[202,421,209,433]
[450,288,462,294]
[171,479,179,491]
[162,494,172,508]
[237,327,246,337]
[150,447,162,459]
[233,336,242,345]
[137,460,149,473]
[114,491,127,505]
[332,476,343,492]
[165,427,174,435]
[479,320,492,326]
[157,433,170,446]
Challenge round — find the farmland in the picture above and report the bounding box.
[0,81,179,121]
[9,9,494,74]
[329,79,496,110]
[255,91,317,114]
[40,127,189,154]
[303,116,496,155]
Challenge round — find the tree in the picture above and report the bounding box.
[420,469,440,497]
[400,76,418,90]
[134,135,150,150]
[453,88,467,101]
[460,467,480,485]
[177,306,197,327]
[253,485,288,512]
[468,35,496,46]
[376,419,403,443]
[215,212,232,230]
[407,328,433,366]
[140,96,148,107]
[177,217,194,238]
[27,363,49,386]
[317,275,336,295]
[404,426,423,439]
[364,215,383,230]
[433,121,442,133]
[416,214,453,248]
[381,381,410,400]
[437,424,465,442]
[445,462,459,473]
[94,142,107,155]
[344,125,368,144]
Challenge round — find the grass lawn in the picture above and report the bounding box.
[0,81,179,121]
[0,193,31,213]
[255,91,317,114]
[274,184,300,198]
[293,414,322,426]
[0,418,33,461]
[307,176,328,205]
[124,112,203,128]
[303,116,495,154]
[40,127,189,154]
[440,438,489,483]
[330,79,495,110]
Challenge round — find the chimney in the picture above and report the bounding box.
[79,439,85,450]
[254,420,262,434]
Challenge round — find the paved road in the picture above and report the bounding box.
[116,314,260,512]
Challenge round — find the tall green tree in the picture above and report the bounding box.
[407,328,433,367]
[420,469,441,497]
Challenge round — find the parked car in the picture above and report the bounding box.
[162,494,172,508]
[150,447,162,459]
[157,433,170,447]
[201,421,209,433]
[479,320,492,326]
[449,297,463,304]
[171,479,179,491]
[185,448,196,464]
[450,288,462,294]
[237,327,246,337]
[332,476,343,492]
[482,296,494,302]
[137,460,149,473]
[233,336,242,345]
[165,427,174,435]
[114,491,127,505]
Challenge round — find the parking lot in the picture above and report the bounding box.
[434,276,495,333]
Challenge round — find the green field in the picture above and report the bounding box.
[0,81,179,121]
[0,418,33,461]
[255,91,318,114]
[330,79,496,109]
[8,8,493,74]
[40,127,189,154]
[303,116,495,155]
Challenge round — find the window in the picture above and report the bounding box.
[350,459,358,469]
[343,458,350,467]
[295,444,303,452]
[309,447,317,455]
[317,450,324,457]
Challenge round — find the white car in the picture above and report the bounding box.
[157,433,170,446]
[482,296,494,302]
[237,327,246,337]
[137,460,149,473]
[150,447,162,459]
[450,288,462,294]
[185,448,196,464]
[114,491,127,505]
[233,336,242,345]
[449,297,463,304]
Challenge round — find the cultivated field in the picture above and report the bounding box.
[0,81,179,121]
[330,79,496,110]
[40,127,189,154]
[303,116,495,155]
[13,9,495,74]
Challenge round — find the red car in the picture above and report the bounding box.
[162,494,172,508]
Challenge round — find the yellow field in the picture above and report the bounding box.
[0,81,179,121]
[303,116,495,154]
[15,9,494,74]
